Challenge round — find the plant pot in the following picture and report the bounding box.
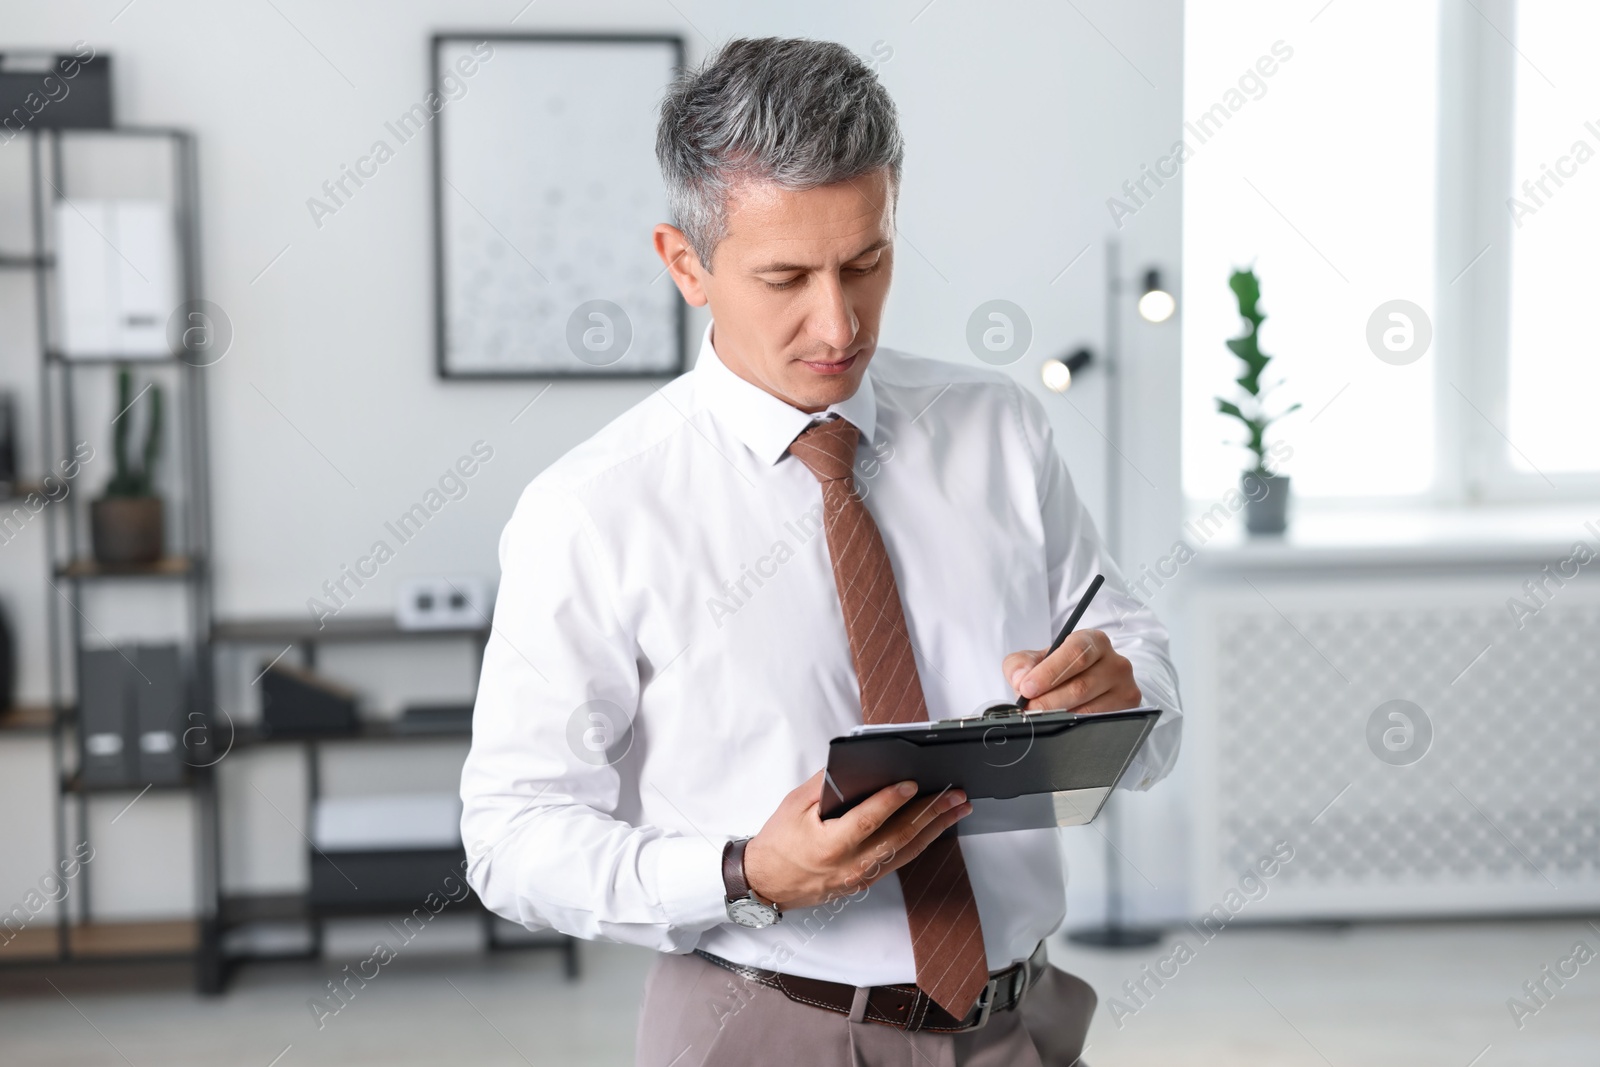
[1244,473,1290,536]
[91,496,164,565]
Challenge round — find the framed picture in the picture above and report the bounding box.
[432,33,686,379]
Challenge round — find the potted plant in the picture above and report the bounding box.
[1216,267,1298,535]
[90,367,164,565]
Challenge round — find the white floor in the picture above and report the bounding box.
[2,919,1596,1066]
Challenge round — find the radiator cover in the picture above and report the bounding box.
[1186,570,1600,918]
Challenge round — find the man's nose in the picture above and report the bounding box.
[807,274,858,351]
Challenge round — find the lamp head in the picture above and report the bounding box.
[1137,268,1176,323]
[1041,347,1093,393]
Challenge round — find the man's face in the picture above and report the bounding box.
[654,168,896,414]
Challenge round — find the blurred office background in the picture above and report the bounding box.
[0,1,1594,1064]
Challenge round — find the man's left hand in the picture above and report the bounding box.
[1002,629,1141,714]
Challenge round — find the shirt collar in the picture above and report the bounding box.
[693,321,878,466]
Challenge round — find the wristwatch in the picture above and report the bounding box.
[722,838,782,929]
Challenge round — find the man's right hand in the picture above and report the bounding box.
[741,771,972,912]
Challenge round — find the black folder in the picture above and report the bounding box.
[820,706,1161,835]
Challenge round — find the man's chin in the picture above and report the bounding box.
[787,354,870,410]
[787,370,864,412]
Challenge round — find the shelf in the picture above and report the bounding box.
[73,919,198,958]
[41,125,192,141]
[0,926,61,961]
[224,885,494,925]
[0,919,198,962]
[0,253,49,269]
[220,888,486,923]
[47,350,185,366]
[57,555,196,580]
[0,704,54,734]
[2,480,48,501]
[219,892,311,926]
[213,614,488,644]
[62,774,194,795]
[233,713,474,748]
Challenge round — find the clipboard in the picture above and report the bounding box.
[819,706,1162,835]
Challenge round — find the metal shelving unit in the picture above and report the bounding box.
[0,126,221,990]
[206,616,579,990]
[3,126,573,997]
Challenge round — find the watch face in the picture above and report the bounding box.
[727,896,779,929]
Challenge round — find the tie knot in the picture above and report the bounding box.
[788,417,860,483]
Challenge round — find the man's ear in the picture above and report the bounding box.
[653,223,710,307]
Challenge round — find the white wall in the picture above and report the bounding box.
[0,0,1186,923]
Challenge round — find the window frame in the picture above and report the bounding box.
[1452,0,1600,503]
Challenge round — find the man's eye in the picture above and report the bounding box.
[847,260,882,277]
[764,276,802,291]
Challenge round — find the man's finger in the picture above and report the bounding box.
[868,788,966,859]
[1070,689,1140,716]
[1033,664,1114,713]
[1020,631,1101,701]
[834,780,919,842]
[877,802,973,875]
[1003,649,1044,691]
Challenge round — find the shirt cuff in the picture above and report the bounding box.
[652,834,732,931]
[1121,756,1159,792]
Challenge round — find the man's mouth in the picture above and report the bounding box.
[799,354,857,376]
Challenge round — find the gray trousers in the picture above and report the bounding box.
[635,949,1096,1067]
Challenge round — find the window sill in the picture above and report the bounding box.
[1184,502,1600,571]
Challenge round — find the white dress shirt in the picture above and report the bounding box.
[460,323,1182,986]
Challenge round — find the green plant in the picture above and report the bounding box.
[1216,267,1298,477]
[103,366,162,498]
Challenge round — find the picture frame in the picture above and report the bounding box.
[431,33,687,380]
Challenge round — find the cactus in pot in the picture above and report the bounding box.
[90,366,165,565]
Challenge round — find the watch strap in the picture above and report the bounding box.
[722,837,752,901]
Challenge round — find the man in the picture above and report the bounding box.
[461,36,1181,1066]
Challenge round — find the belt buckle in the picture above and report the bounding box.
[968,975,1001,1030]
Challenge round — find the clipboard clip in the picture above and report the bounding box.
[980,703,1026,720]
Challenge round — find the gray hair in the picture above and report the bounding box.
[656,37,905,268]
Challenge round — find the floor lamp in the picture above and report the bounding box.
[1040,238,1174,949]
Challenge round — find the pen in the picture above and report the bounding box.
[1011,573,1105,711]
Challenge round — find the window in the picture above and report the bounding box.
[1182,0,1598,507]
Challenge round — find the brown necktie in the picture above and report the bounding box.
[788,416,990,1020]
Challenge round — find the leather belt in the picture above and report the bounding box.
[693,941,1047,1033]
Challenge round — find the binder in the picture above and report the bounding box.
[78,648,135,788]
[134,645,184,785]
